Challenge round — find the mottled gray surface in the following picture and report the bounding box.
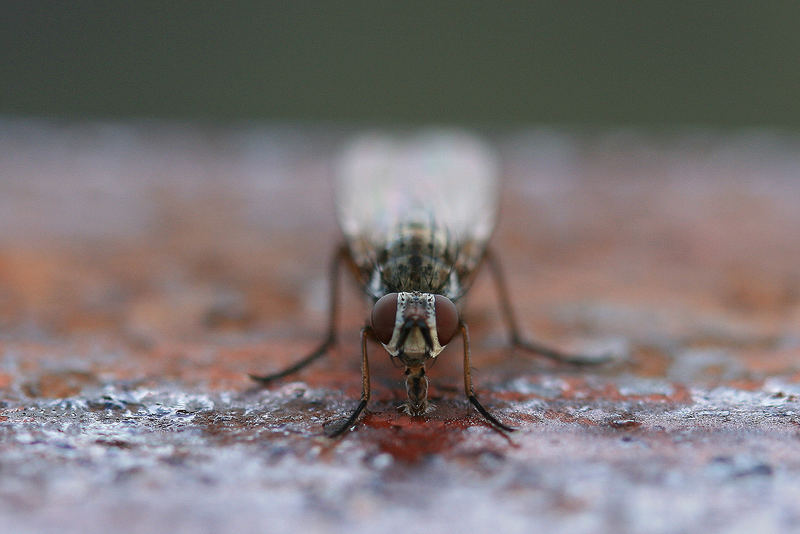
[3,378,800,534]
[1,120,800,534]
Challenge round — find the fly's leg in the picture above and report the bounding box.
[461,321,514,432]
[485,249,612,365]
[250,243,354,385]
[325,326,373,437]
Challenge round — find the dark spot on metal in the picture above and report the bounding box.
[608,418,641,429]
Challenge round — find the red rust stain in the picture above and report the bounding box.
[543,410,597,426]
[667,383,692,403]
[361,412,470,463]
[632,346,673,377]
[785,372,800,384]
[495,390,544,402]
[558,376,588,398]
[512,412,543,424]
[726,378,765,391]
[23,370,98,398]
[740,348,800,375]
[596,383,624,401]
[722,269,799,314]
[497,378,695,406]
[0,373,13,389]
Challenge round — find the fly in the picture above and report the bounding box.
[251,131,611,436]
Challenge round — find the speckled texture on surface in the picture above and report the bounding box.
[1,120,800,534]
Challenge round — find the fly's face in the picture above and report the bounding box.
[371,291,459,415]
[371,292,459,362]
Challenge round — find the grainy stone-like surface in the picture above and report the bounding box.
[1,120,799,534]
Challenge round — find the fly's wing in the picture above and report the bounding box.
[335,131,499,291]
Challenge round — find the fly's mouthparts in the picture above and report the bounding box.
[402,365,431,416]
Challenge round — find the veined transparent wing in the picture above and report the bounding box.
[335,131,499,300]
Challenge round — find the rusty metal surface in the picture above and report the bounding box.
[1,120,800,534]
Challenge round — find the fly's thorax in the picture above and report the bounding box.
[371,291,459,364]
[368,222,463,298]
[377,255,458,297]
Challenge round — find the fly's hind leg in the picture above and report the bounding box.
[461,321,514,432]
[325,325,373,437]
[485,249,613,365]
[250,243,355,385]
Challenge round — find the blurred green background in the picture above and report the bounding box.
[2,2,799,128]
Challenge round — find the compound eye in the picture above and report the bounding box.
[434,295,459,346]
[371,293,398,345]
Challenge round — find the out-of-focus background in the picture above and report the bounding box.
[2,4,800,534]
[3,2,800,128]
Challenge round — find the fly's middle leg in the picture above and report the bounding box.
[325,325,373,437]
[484,249,613,365]
[250,243,355,385]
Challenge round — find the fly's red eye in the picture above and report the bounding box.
[371,293,398,345]
[434,295,458,345]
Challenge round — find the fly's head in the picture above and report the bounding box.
[371,291,459,415]
[372,292,459,362]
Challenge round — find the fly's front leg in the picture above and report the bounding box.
[461,321,514,432]
[485,249,612,365]
[325,325,373,437]
[250,243,354,385]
